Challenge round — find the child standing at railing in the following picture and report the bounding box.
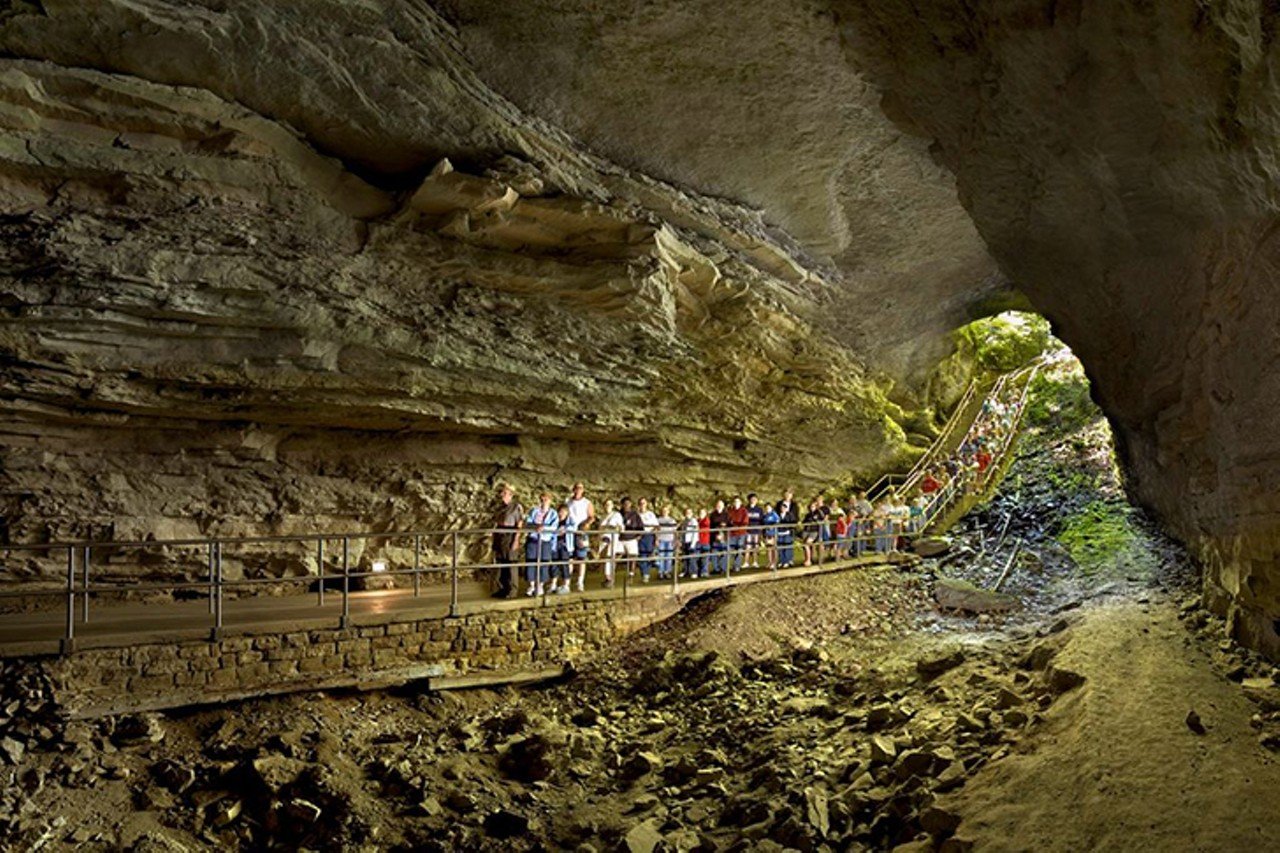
[761,502,780,570]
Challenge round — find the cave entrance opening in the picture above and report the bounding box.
[949,309,1175,598]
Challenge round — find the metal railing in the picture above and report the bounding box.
[0,362,1045,654]
[913,357,1044,532]
[0,519,954,652]
[867,377,979,501]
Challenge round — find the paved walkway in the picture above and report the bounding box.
[0,554,908,658]
[0,363,1038,661]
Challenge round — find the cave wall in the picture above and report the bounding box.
[834,0,1280,657]
[0,2,994,582]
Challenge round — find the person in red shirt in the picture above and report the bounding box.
[727,496,750,572]
[976,450,992,473]
[696,508,711,578]
[834,511,851,549]
[921,470,941,494]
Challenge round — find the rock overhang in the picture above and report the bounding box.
[4,1,1276,659]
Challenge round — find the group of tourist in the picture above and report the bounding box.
[489,483,929,599]
[488,379,1030,599]
[919,393,1023,499]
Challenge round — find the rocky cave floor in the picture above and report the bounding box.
[4,409,1280,852]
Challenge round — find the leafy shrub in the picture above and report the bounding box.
[959,312,1051,372]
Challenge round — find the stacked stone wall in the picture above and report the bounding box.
[40,593,685,718]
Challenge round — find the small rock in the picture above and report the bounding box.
[1003,709,1030,727]
[624,818,665,853]
[920,805,962,838]
[484,808,531,839]
[631,793,659,813]
[252,754,308,793]
[935,762,966,791]
[113,713,165,747]
[1185,710,1207,735]
[0,737,25,765]
[443,790,478,814]
[499,734,557,783]
[1045,666,1086,694]
[933,577,1017,614]
[621,751,662,781]
[870,735,897,765]
[994,687,1023,710]
[571,707,601,727]
[210,798,242,827]
[917,649,966,679]
[913,537,951,558]
[151,758,196,794]
[804,786,829,837]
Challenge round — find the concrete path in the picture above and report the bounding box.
[0,554,910,657]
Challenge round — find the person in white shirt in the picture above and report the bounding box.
[565,482,596,592]
[654,505,678,580]
[680,508,699,577]
[637,497,659,582]
[598,499,625,589]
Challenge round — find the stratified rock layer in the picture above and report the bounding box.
[0,3,976,583]
[835,0,1280,657]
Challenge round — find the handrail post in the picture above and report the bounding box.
[413,534,422,598]
[210,541,224,641]
[622,555,629,600]
[61,546,75,654]
[340,536,351,628]
[81,545,90,624]
[449,531,460,617]
[317,538,325,606]
[208,541,215,615]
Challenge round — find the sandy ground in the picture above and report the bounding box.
[948,601,1280,852]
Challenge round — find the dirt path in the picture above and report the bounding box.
[947,601,1280,851]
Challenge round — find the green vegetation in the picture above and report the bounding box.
[959,311,1051,372]
[1055,499,1145,576]
[1024,360,1097,436]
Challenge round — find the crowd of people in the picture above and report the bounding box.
[488,482,930,599]
[487,378,1031,599]
[918,394,1022,499]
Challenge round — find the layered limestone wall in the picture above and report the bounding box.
[38,592,684,718]
[0,3,986,587]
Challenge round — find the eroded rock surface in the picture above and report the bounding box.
[833,0,1280,657]
[0,2,985,584]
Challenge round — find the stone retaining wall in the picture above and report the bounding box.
[40,593,687,718]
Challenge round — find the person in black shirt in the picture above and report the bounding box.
[775,489,799,569]
[619,496,644,579]
[744,493,764,569]
[801,500,823,566]
[708,499,730,575]
[491,484,524,598]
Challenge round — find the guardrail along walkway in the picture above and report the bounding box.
[0,361,1041,659]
